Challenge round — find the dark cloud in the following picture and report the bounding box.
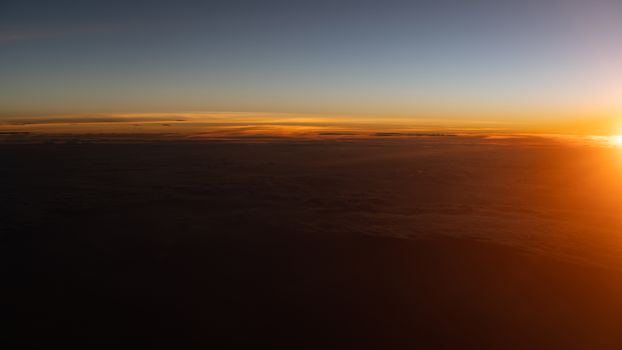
[6,115,186,125]
[371,132,456,137]
[318,132,357,136]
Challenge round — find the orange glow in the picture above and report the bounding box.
[3,111,622,142]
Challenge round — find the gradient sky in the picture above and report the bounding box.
[1,0,622,132]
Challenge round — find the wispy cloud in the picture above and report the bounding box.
[0,29,58,43]
[0,23,130,44]
[0,112,343,125]
[5,114,187,125]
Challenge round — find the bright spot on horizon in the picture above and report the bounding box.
[610,135,622,147]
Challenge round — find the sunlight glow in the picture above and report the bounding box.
[610,135,622,146]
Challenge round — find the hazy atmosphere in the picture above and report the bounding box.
[2,0,622,134]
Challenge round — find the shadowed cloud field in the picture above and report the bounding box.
[6,135,622,349]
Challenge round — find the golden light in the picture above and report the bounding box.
[611,135,622,147]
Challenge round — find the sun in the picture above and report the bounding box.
[611,135,622,147]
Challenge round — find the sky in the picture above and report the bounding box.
[1,0,622,134]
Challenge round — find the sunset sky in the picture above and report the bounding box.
[2,0,622,135]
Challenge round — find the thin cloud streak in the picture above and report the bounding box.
[0,23,132,44]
